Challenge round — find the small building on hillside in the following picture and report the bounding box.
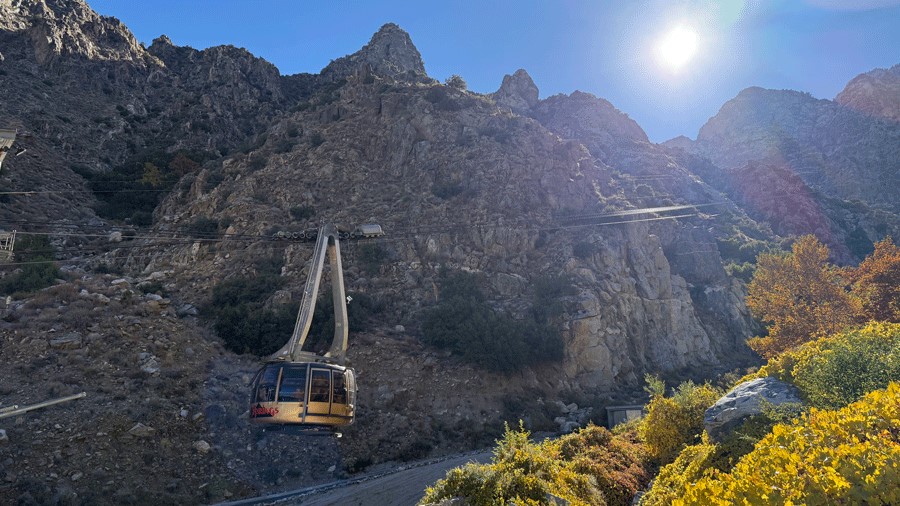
[605,404,646,429]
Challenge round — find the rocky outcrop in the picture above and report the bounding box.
[492,69,539,115]
[836,64,900,122]
[692,86,900,210]
[321,23,429,82]
[0,0,152,65]
[704,377,804,443]
[661,135,694,151]
[533,90,649,163]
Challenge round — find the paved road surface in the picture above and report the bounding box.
[217,451,493,506]
[292,451,491,506]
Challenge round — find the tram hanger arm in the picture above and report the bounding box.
[271,224,349,364]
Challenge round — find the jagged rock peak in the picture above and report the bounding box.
[492,69,539,115]
[321,23,428,82]
[662,135,695,150]
[0,0,150,65]
[151,34,174,47]
[835,63,900,122]
[534,90,650,151]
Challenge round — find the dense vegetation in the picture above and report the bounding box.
[73,150,207,226]
[422,423,649,506]
[204,256,380,356]
[664,383,900,505]
[422,235,900,505]
[0,234,60,297]
[421,270,571,372]
[747,235,899,357]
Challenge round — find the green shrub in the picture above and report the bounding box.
[559,425,650,505]
[212,303,295,355]
[640,441,718,506]
[444,74,468,90]
[423,423,649,506]
[421,271,564,372]
[357,244,388,276]
[724,261,755,283]
[760,322,900,409]
[205,257,287,355]
[421,424,603,506]
[140,282,166,297]
[0,235,60,297]
[638,377,721,465]
[289,206,315,221]
[309,131,325,147]
[573,241,595,259]
[80,150,209,225]
[247,153,267,171]
[187,217,219,237]
[304,289,382,354]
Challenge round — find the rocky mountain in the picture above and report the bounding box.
[0,0,895,503]
[835,64,900,122]
[665,83,900,262]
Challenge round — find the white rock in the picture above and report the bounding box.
[704,377,804,443]
[128,423,155,438]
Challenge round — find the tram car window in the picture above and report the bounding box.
[254,366,280,403]
[277,366,307,402]
[332,372,348,404]
[309,370,331,403]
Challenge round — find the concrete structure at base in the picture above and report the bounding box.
[0,129,15,171]
[0,230,15,262]
[605,404,646,429]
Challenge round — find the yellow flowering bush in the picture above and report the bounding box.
[638,440,718,506]
[639,380,720,465]
[679,382,900,505]
[421,423,650,506]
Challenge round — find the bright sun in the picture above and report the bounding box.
[656,26,699,71]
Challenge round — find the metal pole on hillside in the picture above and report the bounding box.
[0,392,87,420]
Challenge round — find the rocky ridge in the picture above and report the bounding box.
[667,85,900,261]
[835,64,900,122]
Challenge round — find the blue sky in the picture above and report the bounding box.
[88,0,900,142]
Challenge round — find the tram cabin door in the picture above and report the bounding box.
[305,367,353,422]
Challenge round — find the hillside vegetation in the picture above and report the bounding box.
[422,236,900,505]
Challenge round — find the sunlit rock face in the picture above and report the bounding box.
[836,64,900,123]
[0,0,149,65]
[693,86,899,209]
[321,23,430,83]
[533,90,650,163]
[491,69,540,115]
[678,83,900,262]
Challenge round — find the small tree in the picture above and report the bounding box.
[746,235,860,358]
[445,74,467,91]
[849,237,900,323]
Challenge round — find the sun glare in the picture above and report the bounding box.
[656,26,699,71]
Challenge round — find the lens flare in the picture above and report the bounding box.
[656,26,699,71]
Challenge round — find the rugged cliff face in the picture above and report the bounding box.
[835,64,900,122]
[669,85,900,262]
